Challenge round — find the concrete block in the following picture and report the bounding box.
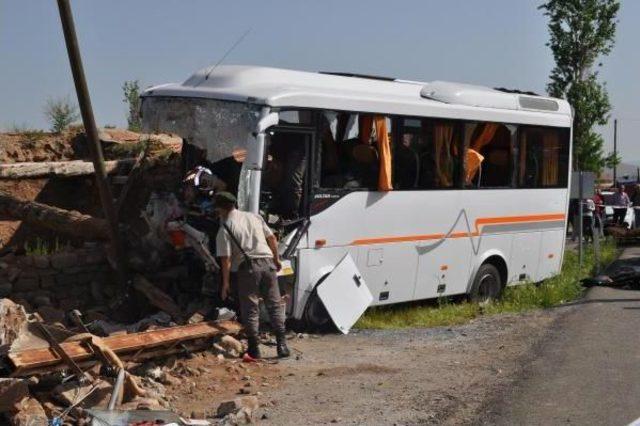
[50,252,78,270]
[13,278,39,293]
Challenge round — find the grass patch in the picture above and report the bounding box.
[355,240,618,330]
[24,237,69,256]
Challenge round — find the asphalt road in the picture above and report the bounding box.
[481,246,640,426]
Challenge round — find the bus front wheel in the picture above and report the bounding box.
[304,292,333,331]
[469,263,503,304]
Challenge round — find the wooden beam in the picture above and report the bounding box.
[0,159,136,179]
[0,190,110,240]
[8,320,242,376]
[115,147,148,219]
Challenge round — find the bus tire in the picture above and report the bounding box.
[469,263,503,304]
[303,291,333,332]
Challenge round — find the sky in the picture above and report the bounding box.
[1,0,639,159]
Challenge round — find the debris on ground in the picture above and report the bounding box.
[0,129,289,425]
[0,296,251,425]
[582,256,640,288]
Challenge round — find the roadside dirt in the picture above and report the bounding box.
[0,132,79,163]
[167,308,565,424]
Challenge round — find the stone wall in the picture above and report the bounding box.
[0,247,117,322]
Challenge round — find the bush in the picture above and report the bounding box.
[44,96,80,133]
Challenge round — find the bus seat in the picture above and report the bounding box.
[352,144,379,164]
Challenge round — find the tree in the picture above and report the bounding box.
[122,80,142,132]
[539,0,620,172]
[44,96,80,133]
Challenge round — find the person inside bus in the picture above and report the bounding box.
[262,132,307,219]
[395,133,420,189]
[612,185,631,226]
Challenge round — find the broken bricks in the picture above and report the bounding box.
[0,378,29,413]
[8,397,48,426]
[216,395,260,418]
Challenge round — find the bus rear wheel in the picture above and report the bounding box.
[469,263,503,305]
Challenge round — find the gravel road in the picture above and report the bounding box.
[259,310,562,425]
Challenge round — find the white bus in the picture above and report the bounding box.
[141,65,572,332]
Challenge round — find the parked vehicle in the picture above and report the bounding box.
[141,66,572,331]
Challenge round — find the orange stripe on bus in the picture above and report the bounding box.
[350,213,565,246]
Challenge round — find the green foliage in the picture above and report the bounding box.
[540,0,620,172]
[355,241,618,330]
[603,150,621,170]
[25,237,68,256]
[44,96,80,133]
[122,80,142,132]
[108,139,149,158]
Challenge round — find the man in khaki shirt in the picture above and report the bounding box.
[214,192,290,359]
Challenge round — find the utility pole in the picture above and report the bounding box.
[56,0,128,288]
[613,118,618,185]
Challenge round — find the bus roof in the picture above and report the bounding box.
[142,65,572,127]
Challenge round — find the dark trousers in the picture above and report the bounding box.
[613,208,627,225]
[237,258,285,339]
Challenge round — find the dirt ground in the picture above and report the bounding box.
[166,308,565,425]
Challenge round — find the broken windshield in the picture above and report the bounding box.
[141,96,260,163]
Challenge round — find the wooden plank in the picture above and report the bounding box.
[8,320,241,375]
[0,158,136,179]
[0,190,110,240]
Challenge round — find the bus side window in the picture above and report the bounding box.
[319,112,393,191]
[394,118,423,189]
[394,118,462,190]
[464,122,512,188]
[518,127,569,188]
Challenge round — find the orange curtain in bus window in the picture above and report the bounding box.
[465,149,485,185]
[434,122,454,187]
[542,130,560,186]
[464,122,499,184]
[374,116,393,191]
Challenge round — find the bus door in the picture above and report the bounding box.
[261,127,314,223]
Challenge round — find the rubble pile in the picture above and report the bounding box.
[0,293,267,425]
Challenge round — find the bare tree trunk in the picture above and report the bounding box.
[0,191,109,240]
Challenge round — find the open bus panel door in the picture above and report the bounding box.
[316,253,373,334]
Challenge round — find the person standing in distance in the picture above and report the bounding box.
[214,192,290,359]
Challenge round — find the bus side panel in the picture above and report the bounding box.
[509,232,542,283]
[414,237,472,300]
[537,229,565,280]
[357,242,419,306]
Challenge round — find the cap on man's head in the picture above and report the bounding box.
[214,191,237,207]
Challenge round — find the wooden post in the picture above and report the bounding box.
[613,119,618,185]
[56,0,127,287]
